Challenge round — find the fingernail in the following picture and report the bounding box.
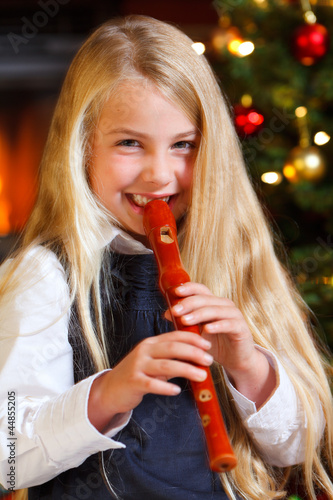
[172,385,181,395]
[203,353,214,365]
[183,314,193,322]
[176,286,185,293]
[173,304,183,313]
[202,339,212,349]
[195,369,207,382]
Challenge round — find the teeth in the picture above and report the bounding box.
[130,194,170,207]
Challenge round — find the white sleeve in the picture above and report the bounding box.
[0,247,130,490]
[224,346,325,467]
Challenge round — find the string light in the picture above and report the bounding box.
[228,39,242,54]
[238,41,255,56]
[295,106,308,118]
[261,172,283,185]
[283,164,299,183]
[314,131,330,145]
[192,42,206,55]
[228,39,254,57]
[248,111,263,125]
[240,94,253,107]
[301,0,317,23]
[304,151,321,168]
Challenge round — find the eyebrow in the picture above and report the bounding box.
[106,128,199,139]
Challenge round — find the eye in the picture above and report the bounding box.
[172,141,196,150]
[116,139,140,147]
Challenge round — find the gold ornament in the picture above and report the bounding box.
[284,145,326,182]
[283,107,327,183]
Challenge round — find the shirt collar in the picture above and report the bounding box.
[97,222,153,255]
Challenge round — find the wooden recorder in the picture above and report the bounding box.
[143,199,237,473]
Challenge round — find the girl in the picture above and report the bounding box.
[0,15,332,500]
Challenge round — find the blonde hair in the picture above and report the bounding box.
[3,15,333,499]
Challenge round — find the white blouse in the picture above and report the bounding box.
[0,231,323,490]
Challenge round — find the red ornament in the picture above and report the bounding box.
[292,23,330,65]
[234,104,264,137]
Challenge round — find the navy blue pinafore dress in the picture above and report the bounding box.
[28,253,230,499]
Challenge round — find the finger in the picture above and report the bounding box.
[179,305,243,327]
[171,296,235,318]
[136,374,182,396]
[145,358,209,383]
[143,330,212,351]
[148,340,214,367]
[202,318,249,338]
[173,282,213,297]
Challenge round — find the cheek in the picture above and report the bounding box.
[91,160,144,210]
[180,158,195,191]
[90,152,126,192]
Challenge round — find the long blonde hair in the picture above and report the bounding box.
[3,15,333,499]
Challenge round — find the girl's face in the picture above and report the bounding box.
[90,82,199,242]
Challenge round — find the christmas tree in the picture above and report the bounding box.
[210,0,333,357]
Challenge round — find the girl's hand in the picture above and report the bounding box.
[165,282,276,408]
[165,282,254,371]
[88,330,213,432]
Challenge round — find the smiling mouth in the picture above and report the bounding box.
[127,194,171,207]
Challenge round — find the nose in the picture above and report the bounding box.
[141,152,174,187]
